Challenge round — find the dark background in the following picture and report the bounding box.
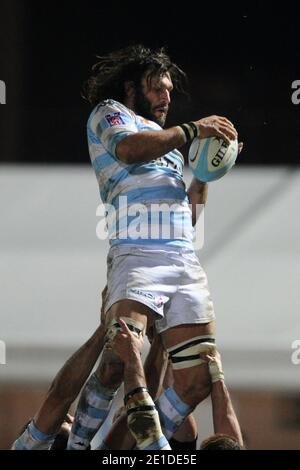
[0,0,299,165]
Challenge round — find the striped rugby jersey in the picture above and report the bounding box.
[87,99,194,248]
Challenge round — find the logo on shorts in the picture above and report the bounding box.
[128,289,164,309]
[129,288,155,300]
[105,112,125,126]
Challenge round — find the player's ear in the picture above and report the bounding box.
[124,81,135,100]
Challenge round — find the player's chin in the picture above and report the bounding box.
[154,112,167,127]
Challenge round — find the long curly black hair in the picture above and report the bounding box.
[83,44,188,107]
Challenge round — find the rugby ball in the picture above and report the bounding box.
[188,136,238,182]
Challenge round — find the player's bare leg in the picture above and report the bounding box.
[155,321,215,439]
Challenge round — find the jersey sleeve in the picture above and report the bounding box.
[91,100,138,158]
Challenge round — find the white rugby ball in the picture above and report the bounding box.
[188,136,238,182]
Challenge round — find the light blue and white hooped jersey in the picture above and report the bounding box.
[87,99,194,248]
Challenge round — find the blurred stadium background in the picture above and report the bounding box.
[0,0,299,450]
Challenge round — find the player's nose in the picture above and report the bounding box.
[164,89,171,104]
[160,89,171,105]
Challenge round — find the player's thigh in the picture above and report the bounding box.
[161,322,215,349]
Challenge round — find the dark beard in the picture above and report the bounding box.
[134,87,166,127]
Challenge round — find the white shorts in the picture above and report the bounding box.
[105,244,215,334]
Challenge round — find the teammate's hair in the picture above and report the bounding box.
[83,44,188,107]
[200,433,244,450]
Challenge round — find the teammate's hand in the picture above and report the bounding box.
[59,413,74,437]
[201,349,225,383]
[108,318,144,363]
[195,115,238,145]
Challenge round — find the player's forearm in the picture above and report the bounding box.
[123,352,147,395]
[116,127,186,163]
[49,325,105,398]
[34,325,105,434]
[211,380,243,447]
[187,178,208,226]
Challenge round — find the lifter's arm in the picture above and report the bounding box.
[100,326,168,450]
[206,351,243,447]
[110,319,171,450]
[110,319,145,394]
[34,324,106,435]
[211,380,244,447]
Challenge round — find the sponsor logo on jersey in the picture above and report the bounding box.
[105,112,125,126]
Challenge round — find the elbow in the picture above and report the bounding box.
[116,139,137,164]
[116,137,151,164]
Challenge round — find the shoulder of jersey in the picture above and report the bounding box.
[95,99,162,131]
[96,99,135,118]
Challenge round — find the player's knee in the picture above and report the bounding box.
[178,375,211,407]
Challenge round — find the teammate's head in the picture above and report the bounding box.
[200,433,243,450]
[83,44,187,126]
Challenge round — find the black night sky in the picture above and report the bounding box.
[0,0,299,165]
